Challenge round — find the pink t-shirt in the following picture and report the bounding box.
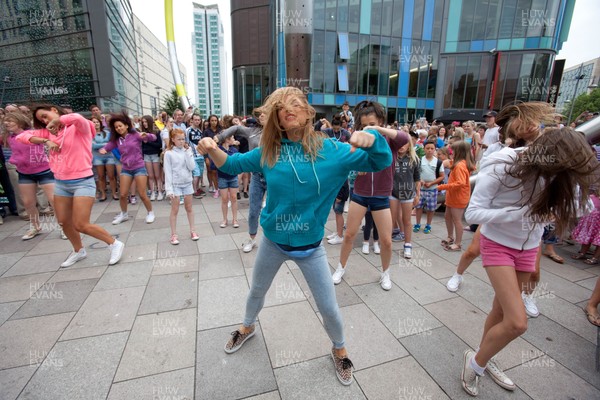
[17,114,94,180]
[7,132,50,175]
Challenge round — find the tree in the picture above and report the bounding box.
[161,88,180,116]
[564,88,600,124]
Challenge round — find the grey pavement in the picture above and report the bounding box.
[1,192,599,400]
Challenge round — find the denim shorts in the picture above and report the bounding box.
[332,198,346,215]
[18,169,54,185]
[171,184,194,196]
[193,156,205,177]
[143,154,160,163]
[121,167,148,177]
[54,176,96,198]
[350,193,390,211]
[93,153,116,166]
[218,176,238,189]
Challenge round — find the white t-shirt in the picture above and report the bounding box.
[482,126,499,147]
[420,156,443,189]
[160,128,170,150]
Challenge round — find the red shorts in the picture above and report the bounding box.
[480,234,538,273]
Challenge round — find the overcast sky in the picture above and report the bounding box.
[130,0,600,111]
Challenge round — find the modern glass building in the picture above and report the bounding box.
[556,57,600,113]
[0,0,142,113]
[232,0,575,122]
[192,3,229,117]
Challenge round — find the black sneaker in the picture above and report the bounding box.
[243,191,249,198]
[237,192,241,200]
[224,325,255,354]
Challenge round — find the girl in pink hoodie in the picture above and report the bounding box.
[17,104,124,268]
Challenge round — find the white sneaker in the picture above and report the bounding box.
[461,349,480,396]
[61,248,87,268]
[380,270,392,290]
[150,191,157,201]
[157,191,164,201]
[486,357,515,391]
[108,239,125,265]
[327,235,344,245]
[179,196,184,205]
[343,202,349,213]
[326,232,337,240]
[22,227,42,240]
[112,212,129,225]
[145,212,155,224]
[59,229,68,240]
[242,238,256,253]
[332,263,345,284]
[446,273,463,292]
[362,242,370,254]
[373,241,381,254]
[522,292,539,317]
[228,200,231,208]
[403,244,412,259]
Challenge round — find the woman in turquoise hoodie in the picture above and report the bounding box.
[197,87,393,386]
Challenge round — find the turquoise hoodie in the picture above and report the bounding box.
[220,129,392,247]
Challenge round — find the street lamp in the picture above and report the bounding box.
[0,76,11,107]
[240,66,246,117]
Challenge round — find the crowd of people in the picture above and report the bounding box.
[1,92,600,395]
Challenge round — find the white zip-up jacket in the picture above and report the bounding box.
[465,146,544,250]
[163,146,195,195]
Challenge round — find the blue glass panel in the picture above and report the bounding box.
[388,97,398,107]
[312,94,324,104]
[416,99,426,109]
[398,97,407,108]
[422,0,434,40]
[425,99,435,109]
[525,37,540,49]
[338,32,350,60]
[360,0,372,34]
[335,95,346,105]
[470,40,484,51]
[337,64,349,91]
[402,0,414,38]
[483,39,497,51]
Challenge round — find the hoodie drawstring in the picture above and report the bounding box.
[284,145,321,196]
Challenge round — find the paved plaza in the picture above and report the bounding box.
[0,194,599,400]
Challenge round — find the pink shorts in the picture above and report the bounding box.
[480,234,538,273]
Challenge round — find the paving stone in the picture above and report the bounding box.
[3,252,66,277]
[389,264,456,305]
[117,243,158,264]
[259,301,331,368]
[196,324,277,399]
[0,301,24,325]
[401,326,531,400]
[198,250,245,281]
[425,297,540,369]
[107,367,194,400]
[0,272,54,303]
[0,252,27,277]
[0,365,37,400]
[125,227,171,246]
[576,276,599,291]
[0,312,74,370]
[157,237,198,258]
[131,216,170,231]
[292,268,362,311]
[26,237,75,256]
[406,246,461,279]
[93,261,153,291]
[152,255,199,275]
[335,253,381,286]
[114,308,196,382]
[338,303,408,370]
[240,248,258,268]
[138,272,197,315]
[535,270,592,304]
[47,266,107,283]
[274,356,366,400]
[10,278,98,320]
[355,357,449,400]
[197,275,248,330]
[540,256,595,282]
[197,234,238,254]
[534,291,597,343]
[61,286,145,340]
[0,233,48,254]
[19,332,128,400]
[441,273,495,313]
[244,391,281,400]
[354,283,442,338]
[247,265,306,308]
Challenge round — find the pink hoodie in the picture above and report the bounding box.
[17,114,94,180]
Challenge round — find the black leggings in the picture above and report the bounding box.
[364,211,379,241]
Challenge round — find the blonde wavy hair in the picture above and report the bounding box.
[260,87,325,167]
[496,102,555,147]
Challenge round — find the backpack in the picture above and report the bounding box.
[435,159,443,178]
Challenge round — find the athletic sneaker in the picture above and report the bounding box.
[108,240,124,265]
[193,189,205,199]
[213,191,219,199]
[332,263,345,284]
[224,325,256,353]
[179,195,184,205]
[392,232,405,242]
[413,224,421,232]
[331,347,354,386]
[112,212,129,225]
[59,229,68,240]
[423,224,432,234]
[145,212,155,224]
[327,235,344,245]
[447,273,464,292]
[237,192,241,200]
[22,227,41,240]
[461,349,480,396]
[380,270,392,290]
[242,238,256,253]
[191,231,200,241]
[327,232,338,240]
[487,357,515,391]
[157,191,165,201]
[130,195,137,205]
[403,244,413,259]
[362,242,370,254]
[170,234,180,245]
[150,191,157,201]
[373,241,381,254]
[522,292,539,317]
[61,248,87,268]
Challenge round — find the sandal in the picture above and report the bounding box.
[232,220,239,228]
[583,307,600,327]
[571,252,588,260]
[544,253,564,264]
[444,243,462,252]
[584,257,599,265]
[441,237,454,246]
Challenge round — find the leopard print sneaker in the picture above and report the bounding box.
[331,347,354,385]
[224,325,256,354]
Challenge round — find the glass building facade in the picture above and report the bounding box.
[263,0,575,122]
[0,0,141,113]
